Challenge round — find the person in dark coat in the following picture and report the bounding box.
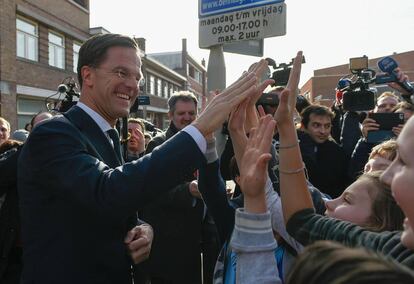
[142,91,220,284]
[299,105,350,198]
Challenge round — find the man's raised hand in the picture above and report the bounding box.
[193,59,274,137]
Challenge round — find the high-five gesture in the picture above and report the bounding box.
[274,51,303,126]
[239,115,276,213]
[276,51,314,223]
[193,59,274,137]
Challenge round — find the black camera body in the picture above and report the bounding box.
[340,56,377,111]
[265,56,305,87]
[342,88,376,112]
[257,92,279,106]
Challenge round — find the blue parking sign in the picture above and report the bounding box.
[199,0,284,18]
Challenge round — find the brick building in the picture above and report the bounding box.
[0,2,207,131]
[300,50,414,105]
[149,38,207,115]
[0,0,90,130]
[136,38,188,130]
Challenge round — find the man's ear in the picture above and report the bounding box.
[81,66,94,87]
[235,175,241,186]
[300,122,305,130]
[168,111,173,120]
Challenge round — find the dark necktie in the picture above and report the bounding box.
[107,128,122,163]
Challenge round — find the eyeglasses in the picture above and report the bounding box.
[96,67,145,88]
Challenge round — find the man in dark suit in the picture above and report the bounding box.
[142,91,219,284]
[17,33,272,284]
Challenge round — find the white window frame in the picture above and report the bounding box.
[163,82,168,98]
[157,78,162,97]
[73,42,81,73]
[48,31,65,69]
[16,17,38,61]
[149,75,155,95]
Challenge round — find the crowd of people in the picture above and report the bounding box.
[1,33,414,284]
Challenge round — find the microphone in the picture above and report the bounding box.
[377,57,414,94]
[57,84,68,93]
[337,78,351,90]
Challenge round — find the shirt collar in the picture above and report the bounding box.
[76,102,113,133]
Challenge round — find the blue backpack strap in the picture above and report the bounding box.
[275,246,285,283]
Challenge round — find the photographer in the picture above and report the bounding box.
[361,92,399,138]
[348,92,401,180]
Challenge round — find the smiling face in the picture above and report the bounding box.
[325,178,374,226]
[80,46,142,126]
[381,117,414,249]
[169,100,197,130]
[0,119,10,145]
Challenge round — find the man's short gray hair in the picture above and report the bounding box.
[168,91,198,113]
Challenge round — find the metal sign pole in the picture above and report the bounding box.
[207,45,226,92]
[207,44,227,156]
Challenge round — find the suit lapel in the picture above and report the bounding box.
[64,106,121,168]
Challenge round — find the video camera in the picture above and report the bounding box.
[265,56,306,87]
[338,56,414,111]
[339,56,377,111]
[45,77,80,113]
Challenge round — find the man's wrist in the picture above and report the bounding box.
[191,121,208,137]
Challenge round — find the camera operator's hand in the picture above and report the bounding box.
[392,124,404,137]
[388,67,410,95]
[361,117,380,138]
[189,180,202,199]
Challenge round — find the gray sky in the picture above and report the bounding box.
[90,0,414,87]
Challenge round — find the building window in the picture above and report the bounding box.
[49,32,65,69]
[73,42,81,73]
[188,64,195,79]
[163,82,168,98]
[149,75,155,95]
[72,0,88,8]
[195,70,203,84]
[157,78,162,97]
[16,17,38,61]
[17,97,48,129]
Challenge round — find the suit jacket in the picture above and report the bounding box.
[141,122,206,283]
[17,106,204,284]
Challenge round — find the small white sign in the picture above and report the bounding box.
[199,3,286,48]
